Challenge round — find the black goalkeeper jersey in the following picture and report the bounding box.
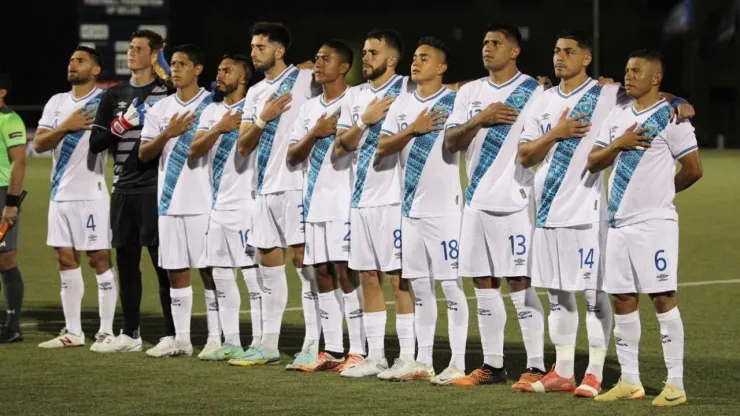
[91,78,172,194]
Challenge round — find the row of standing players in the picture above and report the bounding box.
[30,22,701,408]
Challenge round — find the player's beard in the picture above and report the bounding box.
[363,62,388,82]
[67,72,90,85]
[217,81,238,96]
[254,56,276,73]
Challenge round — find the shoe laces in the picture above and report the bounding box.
[519,371,543,383]
[471,368,493,382]
[389,358,405,371]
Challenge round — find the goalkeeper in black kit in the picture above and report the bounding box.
[90,29,175,354]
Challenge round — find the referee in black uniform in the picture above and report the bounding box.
[90,30,174,352]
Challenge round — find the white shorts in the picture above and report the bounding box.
[459,207,532,278]
[158,214,208,270]
[252,190,304,249]
[402,215,461,280]
[531,223,605,291]
[304,220,350,265]
[349,204,402,272]
[205,207,257,268]
[604,219,678,294]
[47,199,111,251]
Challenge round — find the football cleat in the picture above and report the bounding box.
[451,365,508,387]
[431,365,466,386]
[38,328,85,349]
[200,343,242,361]
[340,357,388,378]
[652,383,687,407]
[197,339,222,359]
[229,346,280,366]
[594,377,646,402]
[523,365,576,393]
[395,361,435,382]
[333,353,365,373]
[297,352,344,373]
[574,373,602,398]
[511,367,546,391]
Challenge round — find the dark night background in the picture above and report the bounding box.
[1,0,738,147]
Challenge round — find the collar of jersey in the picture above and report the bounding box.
[631,98,667,116]
[320,88,348,107]
[130,78,156,88]
[266,64,296,85]
[487,72,522,89]
[556,77,593,99]
[413,86,447,103]
[175,88,206,107]
[223,97,246,110]
[369,74,401,93]
[70,87,99,103]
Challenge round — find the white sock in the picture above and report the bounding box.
[298,266,320,352]
[213,268,240,347]
[584,289,612,381]
[364,311,386,361]
[396,313,415,362]
[60,268,84,337]
[318,291,344,354]
[241,267,262,347]
[657,307,684,391]
[510,287,546,372]
[204,289,221,344]
[170,286,193,346]
[95,268,117,335]
[260,265,287,350]
[548,289,578,379]
[342,288,366,355]
[412,278,437,368]
[614,310,641,385]
[475,287,506,368]
[442,279,468,371]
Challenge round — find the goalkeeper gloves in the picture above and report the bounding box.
[111,98,147,136]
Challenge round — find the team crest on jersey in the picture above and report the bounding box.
[511,92,526,109]
[644,121,661,138]
[577,99,596,115]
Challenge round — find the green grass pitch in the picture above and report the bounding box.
[0,151,738,415]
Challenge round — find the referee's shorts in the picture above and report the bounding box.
[111,192,159,248]
[0,186,21,253]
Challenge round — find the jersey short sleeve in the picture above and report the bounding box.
[667,121,698,159]
[445,82,472,128]
[242,88,258,123]
[197,104,215,131]
[1,112,27,148]
[337,88,355,130]
[289,101,309,144]
[92,88,116,130]
[519,94,546,143]
[140,100,163,141]
[379,96,404,136]
[594,107,617,148]
[38,95,60,130]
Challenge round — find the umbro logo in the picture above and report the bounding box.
[117,101,128,109]
[615,337,627,347]
[472,101,481,107]
[541,113,550,121]
[216,290,225,299]
[319,309,329,319]
[477,308,491,316]
[514,258,525,266]
[451,261,458,270]
[414,297,422,306]
[447,301,458,311]
[661,335,671,344]
[657,274,669,282]
[98,282,113,291]
[352,106,360,112]
[517,311,532,320]
[208,302,219,311]
[249,292,261,300]
[550,303,561,312]
[262,287,273,295]
[398,114,407,120]
[349,309,363,319]
[303,291,318,300]
[88,235,98,243]
[171,299,181,307]
[584,272,592,280]
[586,304,600,313]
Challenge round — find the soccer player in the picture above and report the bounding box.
[286,40,365,372]
[34,46,117,350]
[373,36,465,383]
[443,23,548,388]
[517,31,694,397]
[588,50,702,407]
[139,44,220,357]
[89,29,174,353]
[231,22,319,368]
[334,29,416,378]
[0,72,27,344]
[188,53,262,361]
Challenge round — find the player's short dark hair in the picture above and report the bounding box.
[365,29,404,58]
[628,49,665,72]
[486,22,523,46]
[556,29,593,52]
[172,44,205,67]
[251,22,292,50]
[0,72,12,93]
[221,53,254,81]
[130,29,165,51]
[322,39,354,67]
[417,36,450,63]
[74,46,103,70]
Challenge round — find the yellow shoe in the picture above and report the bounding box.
[652,383,687,407]
[594,377,646,402]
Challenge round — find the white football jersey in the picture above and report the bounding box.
[380,87,461,218]
[141,88,213,216]
[196,98,255,211]
[289,91,351,223]
[337,74,410,208]
[445,73,544,213]
[242,65,314,195]
[520,78,625,227]
[595,99,698,228]
[38,88,109,202]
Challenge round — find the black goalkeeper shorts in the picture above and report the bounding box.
[110,192,159,248]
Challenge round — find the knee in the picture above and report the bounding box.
[390,274,410,298]
[473,277,497,290]
[56,249,79,270]
[506,276,528,292]
[291,247,304,269]
[650,292,676,313]
[87,250,111,272]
